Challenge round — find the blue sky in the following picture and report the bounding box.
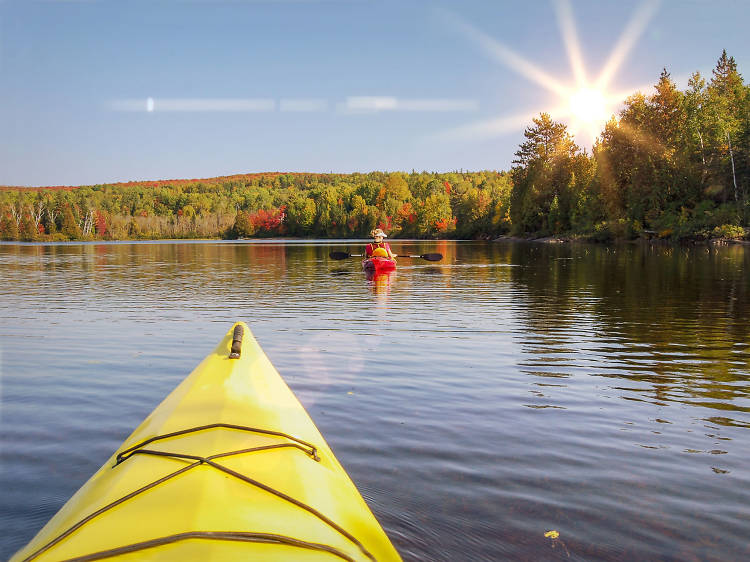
[1,0,747,186]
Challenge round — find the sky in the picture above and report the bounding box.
[0,0,748,187]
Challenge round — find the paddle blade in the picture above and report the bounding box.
[420,253,443,261]
[329,251,351,260]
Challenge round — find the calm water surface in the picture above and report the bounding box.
[1,240,749,561]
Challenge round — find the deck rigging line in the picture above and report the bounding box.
[21,424,375,562]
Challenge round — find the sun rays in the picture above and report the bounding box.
[449,13,570,98]
[554,0,588,90]
[439,0,661,146]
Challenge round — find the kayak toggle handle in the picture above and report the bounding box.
[229,324,244,359]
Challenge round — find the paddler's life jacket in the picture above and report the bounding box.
[366,241,391,257]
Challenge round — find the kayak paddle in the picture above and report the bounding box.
[330,251,363,259]
[329,251,443,261]
[407,253,443,261]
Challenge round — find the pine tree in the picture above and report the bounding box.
[231,211,253,238]
[60,205,82,239]
[710,49,743,100]
[649,69,684,150]
[513,113,577,167]
[510,113,580,233]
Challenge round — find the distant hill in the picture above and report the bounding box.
[0,170,511,241]
[0,172,320,192]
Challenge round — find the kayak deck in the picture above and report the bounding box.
[13,323,401,561]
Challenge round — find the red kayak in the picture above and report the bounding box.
[362,257,396,273]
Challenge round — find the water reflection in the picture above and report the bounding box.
[1,240,747,421]
[367,271,394,311]
[1,240,749,561]
[498,242,750,427]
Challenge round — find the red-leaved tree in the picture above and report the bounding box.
[249,206,286,236]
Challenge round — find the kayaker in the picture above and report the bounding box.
[366,228,396,259]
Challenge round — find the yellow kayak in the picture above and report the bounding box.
[13,322,401,562]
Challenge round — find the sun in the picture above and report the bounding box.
[567,87,610,140]
[568,88,607,127]
[440,0,660,147]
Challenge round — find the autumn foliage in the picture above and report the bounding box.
[232,206,287,237]
[1,51,747,242]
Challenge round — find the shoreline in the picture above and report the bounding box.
[493,234,750,246]
[2,235,749,247]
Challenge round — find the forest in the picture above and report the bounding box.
[1,51,747,243]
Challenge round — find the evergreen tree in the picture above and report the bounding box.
[60,205,82,239]
[510,113,579,233]
[513,113,575,167]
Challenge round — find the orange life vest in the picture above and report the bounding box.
[366,241,391,257]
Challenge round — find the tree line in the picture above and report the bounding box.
[511,50,749,241]
[0,170,512,241]
[1,51,747,242]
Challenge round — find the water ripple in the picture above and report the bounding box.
[1,240,749,561]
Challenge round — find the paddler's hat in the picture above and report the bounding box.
[371,228,387,238]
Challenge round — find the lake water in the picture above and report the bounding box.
[1,240,749,561]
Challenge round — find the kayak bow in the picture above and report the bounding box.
[13,323,401,562]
